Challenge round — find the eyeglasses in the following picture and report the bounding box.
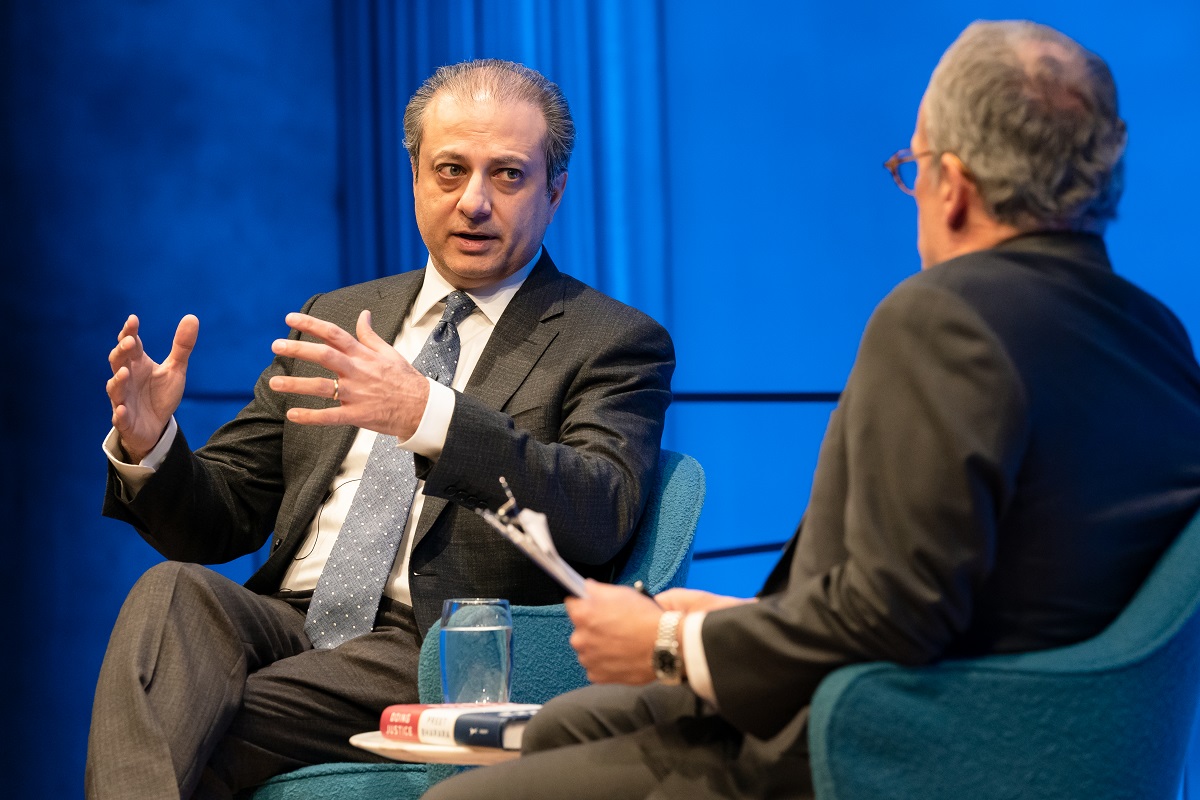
[884,148,933,196]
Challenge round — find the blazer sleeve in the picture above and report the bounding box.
[420,304,675,566]
[701,279,1029,740]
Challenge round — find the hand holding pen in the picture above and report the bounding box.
[633,580,659,605]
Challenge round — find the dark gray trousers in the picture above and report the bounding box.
[85,562,421,800]
[424,682,813,800]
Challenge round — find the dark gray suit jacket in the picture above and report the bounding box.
[103,251,675,633]
[704,232,1200,748]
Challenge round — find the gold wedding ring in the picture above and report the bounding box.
[332,377,340,403]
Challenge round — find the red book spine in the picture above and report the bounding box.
[379,704,438,743]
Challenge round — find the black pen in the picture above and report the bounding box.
[633,580,660,606]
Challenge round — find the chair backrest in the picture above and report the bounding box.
[1060,505,1200,670]
[809,505,1200,800]
[417,449,706,704]
[615,449,706,594]
[415,449,705,788]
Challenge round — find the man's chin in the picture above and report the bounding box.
[430,256,513,289]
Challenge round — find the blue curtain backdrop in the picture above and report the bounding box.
[3,0,1199,796]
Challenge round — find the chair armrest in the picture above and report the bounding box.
[509,604,589,704]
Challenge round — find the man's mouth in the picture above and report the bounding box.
[452,232,497,254]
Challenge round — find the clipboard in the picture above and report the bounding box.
[475,478,590,598]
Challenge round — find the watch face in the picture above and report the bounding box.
[654,648,681,681]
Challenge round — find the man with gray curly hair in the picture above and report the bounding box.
[427,21,1200,800]
[908,20,1127,264]
[920,21,1126,233]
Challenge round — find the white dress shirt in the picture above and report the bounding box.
[104,250,540,607]
[682,610,718,705]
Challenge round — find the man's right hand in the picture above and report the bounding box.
[107,314,199,463]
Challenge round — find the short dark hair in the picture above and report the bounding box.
[403,59,575,195]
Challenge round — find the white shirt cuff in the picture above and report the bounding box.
[398,378,455,458]
[682,610,717,707]
[102,417,179,500]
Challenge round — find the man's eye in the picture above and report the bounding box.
[436,164,464,178]
[498,168,522,181]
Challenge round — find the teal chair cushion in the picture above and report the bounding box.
[244,762,428,800]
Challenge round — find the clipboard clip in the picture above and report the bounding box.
[474,476,590,597]
[495,476,523,530]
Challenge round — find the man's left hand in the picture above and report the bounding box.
[566,580,664,685]
[268,310,430,440]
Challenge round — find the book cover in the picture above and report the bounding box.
[380,703,541,749]
[452,706,540,749]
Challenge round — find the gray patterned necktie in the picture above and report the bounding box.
[305,291,477,649]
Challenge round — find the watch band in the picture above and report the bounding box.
[653,610,685,684]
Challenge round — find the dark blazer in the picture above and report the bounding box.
[705,232,1200,744]
[103,251,675,633]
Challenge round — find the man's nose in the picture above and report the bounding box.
[457,172,492,219]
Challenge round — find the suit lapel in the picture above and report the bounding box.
[465,256,563,410]
[413,252,565,544]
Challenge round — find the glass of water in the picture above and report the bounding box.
[439,598,513,704]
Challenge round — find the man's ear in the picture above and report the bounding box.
[939,152,974,231]
[548,170,568,213]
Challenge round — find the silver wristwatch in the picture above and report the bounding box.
[653,610,685,684]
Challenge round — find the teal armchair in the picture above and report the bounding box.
[808,506,1200,800]
[246,449,705,800]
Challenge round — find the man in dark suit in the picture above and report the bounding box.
[87,60,674,799]
[426,21,1200,800]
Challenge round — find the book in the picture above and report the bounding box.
[379,703,542,749]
